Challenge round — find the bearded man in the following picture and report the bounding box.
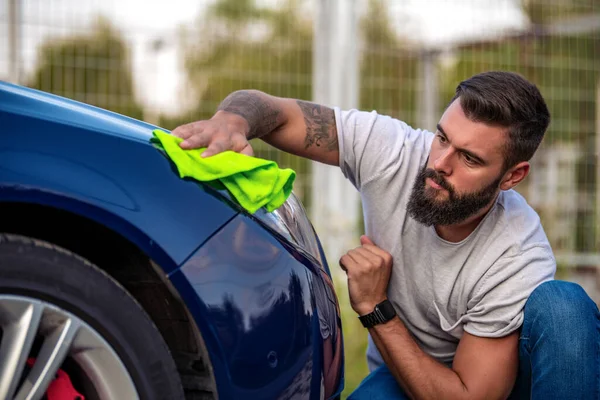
[172,71,599,399]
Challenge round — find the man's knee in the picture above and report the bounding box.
[524,280,599,335]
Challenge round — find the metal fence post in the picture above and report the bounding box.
[312,0,360,273]
[418,50,439,132]
[8,0,21,84]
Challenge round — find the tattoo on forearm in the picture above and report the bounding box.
[218,90,283,139]
[296,100,338,151]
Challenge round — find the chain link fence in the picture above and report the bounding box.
[2,0,599,395]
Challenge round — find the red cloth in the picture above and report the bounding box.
[26,358,85,400]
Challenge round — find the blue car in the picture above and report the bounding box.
[0,80,344,400]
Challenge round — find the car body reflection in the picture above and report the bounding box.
[181,213,343,399]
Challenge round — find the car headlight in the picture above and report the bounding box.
[254,192,325,267]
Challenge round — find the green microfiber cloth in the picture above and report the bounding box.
[150,129,296,214]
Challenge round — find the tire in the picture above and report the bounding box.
[0,233,185,400]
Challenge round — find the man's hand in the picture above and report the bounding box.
[339,235,393,315]
[172,111,254,158]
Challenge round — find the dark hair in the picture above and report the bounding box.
[450,71,550,171]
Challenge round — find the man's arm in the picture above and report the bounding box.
[370,321,518,400]
[340,236,519,400]
[172,90,340,165]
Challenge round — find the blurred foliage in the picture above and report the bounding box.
[359,0,420,126]
[28,16,144,120]
[523,0,597,23]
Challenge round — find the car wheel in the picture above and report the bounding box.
[0,233,186,400]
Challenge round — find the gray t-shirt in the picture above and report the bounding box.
[334,108,556,370]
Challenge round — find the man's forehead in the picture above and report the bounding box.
[438,101,507,160]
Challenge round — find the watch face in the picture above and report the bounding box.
[378,300,396,320]
[359,300,396,328]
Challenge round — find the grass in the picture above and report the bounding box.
[332,274,370,399]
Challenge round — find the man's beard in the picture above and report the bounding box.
[406,164,502,227]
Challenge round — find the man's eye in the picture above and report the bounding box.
[437,134,447,143]
[463,153,476,165]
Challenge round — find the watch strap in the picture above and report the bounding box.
[358,299,396,328]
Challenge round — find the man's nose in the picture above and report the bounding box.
[433,148,453,176]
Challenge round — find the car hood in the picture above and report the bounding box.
[0,80,159,143]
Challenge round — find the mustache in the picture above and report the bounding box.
[422,168,453,192]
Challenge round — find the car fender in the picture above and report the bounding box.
[0,82,240,273]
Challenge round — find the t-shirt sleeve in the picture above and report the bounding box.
[462,244,556,337]
[334,107,433,191]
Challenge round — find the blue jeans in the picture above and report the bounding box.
[348,280,600,399]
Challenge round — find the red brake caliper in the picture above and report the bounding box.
[26,358,85,400]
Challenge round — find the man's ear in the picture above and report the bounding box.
[500,161,530,190]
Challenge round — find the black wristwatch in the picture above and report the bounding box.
[358,299,397,328]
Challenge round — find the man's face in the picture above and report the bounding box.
[407,99,509,226]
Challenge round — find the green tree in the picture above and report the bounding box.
[359,0,419,125]
[28,16,143,120]
[159,0,311,126]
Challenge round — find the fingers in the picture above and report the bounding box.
[179,131,211,150]
[347,248,373,266]
[172,122,201,140]
[171,119,254,158]
[338,259,347,272]
[339,247,383,275]
[359,236,393,266]
[232,132,254,157]
[201,136,232,158]
[360,235,374,246]
[351,248,386,276]
[172,121,211,149]
[339,254,354,273]
[240,144,255,157]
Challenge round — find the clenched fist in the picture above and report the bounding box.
[339,235,393,316]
